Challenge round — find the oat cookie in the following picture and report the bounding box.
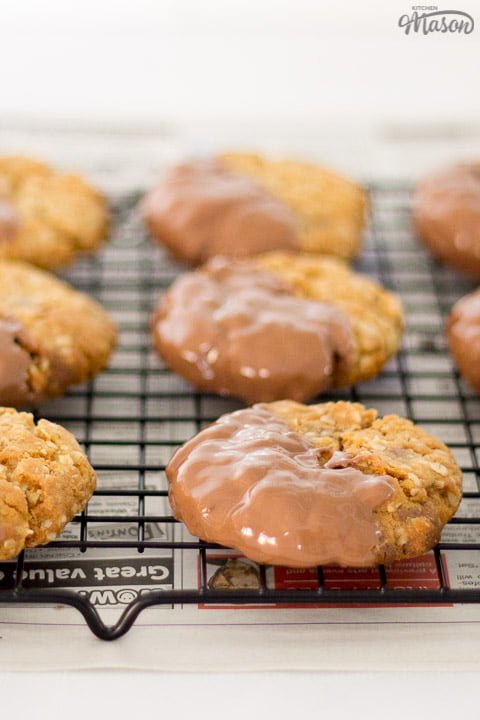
[256,252,404,387]
[0,260,117,407]
[413,162,480,278]
[447,288,480,393]
[0,408,96,560]
[167,401,462,568]
[152,253,404,403]
[221,153,367,259]
[0,155,109,269]
[141,154,366,264]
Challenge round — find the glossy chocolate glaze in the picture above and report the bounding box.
[0,318,35,405]
[167,404,397,567]
[414,163,480,278]
[447,288,480,393]
[141,160,299,264]
[152,257,355,404]
[0,198,18,243]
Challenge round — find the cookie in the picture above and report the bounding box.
[221,153,367,259]
[0,155,109,269]
[0,260,117,407]
[447,288,480,393]
[413,162,480,278]
[167,401,462,568]
[0,407,96,560]
[152,253,404,403]
[141,154,366,264]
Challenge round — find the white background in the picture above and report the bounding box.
[1,0,478,124]
[2,671,479,719]
[0,0,479,177]
[1,0,480,708]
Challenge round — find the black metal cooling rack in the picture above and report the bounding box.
[0,183,479,641]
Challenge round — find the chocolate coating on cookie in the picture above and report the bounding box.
[447,288,480,393]
[413,163,480,278]
[142,160,299,264]
[152,257,354,403]
[0,319,38,406]
[167,400,463,568]
[152,253,403,401]
[167,405,397,567]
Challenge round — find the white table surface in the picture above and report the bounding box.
[1,671,478,718]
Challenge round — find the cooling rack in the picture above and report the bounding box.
[0,183,479,641]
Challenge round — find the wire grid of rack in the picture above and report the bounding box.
[0,183,479,640]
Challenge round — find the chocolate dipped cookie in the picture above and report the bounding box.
[141,153,366,264]
[0,260,117,406]
[167,401,462,568]
[152,253,404,404]
[413,162,480,278]
[447,287,480,393]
